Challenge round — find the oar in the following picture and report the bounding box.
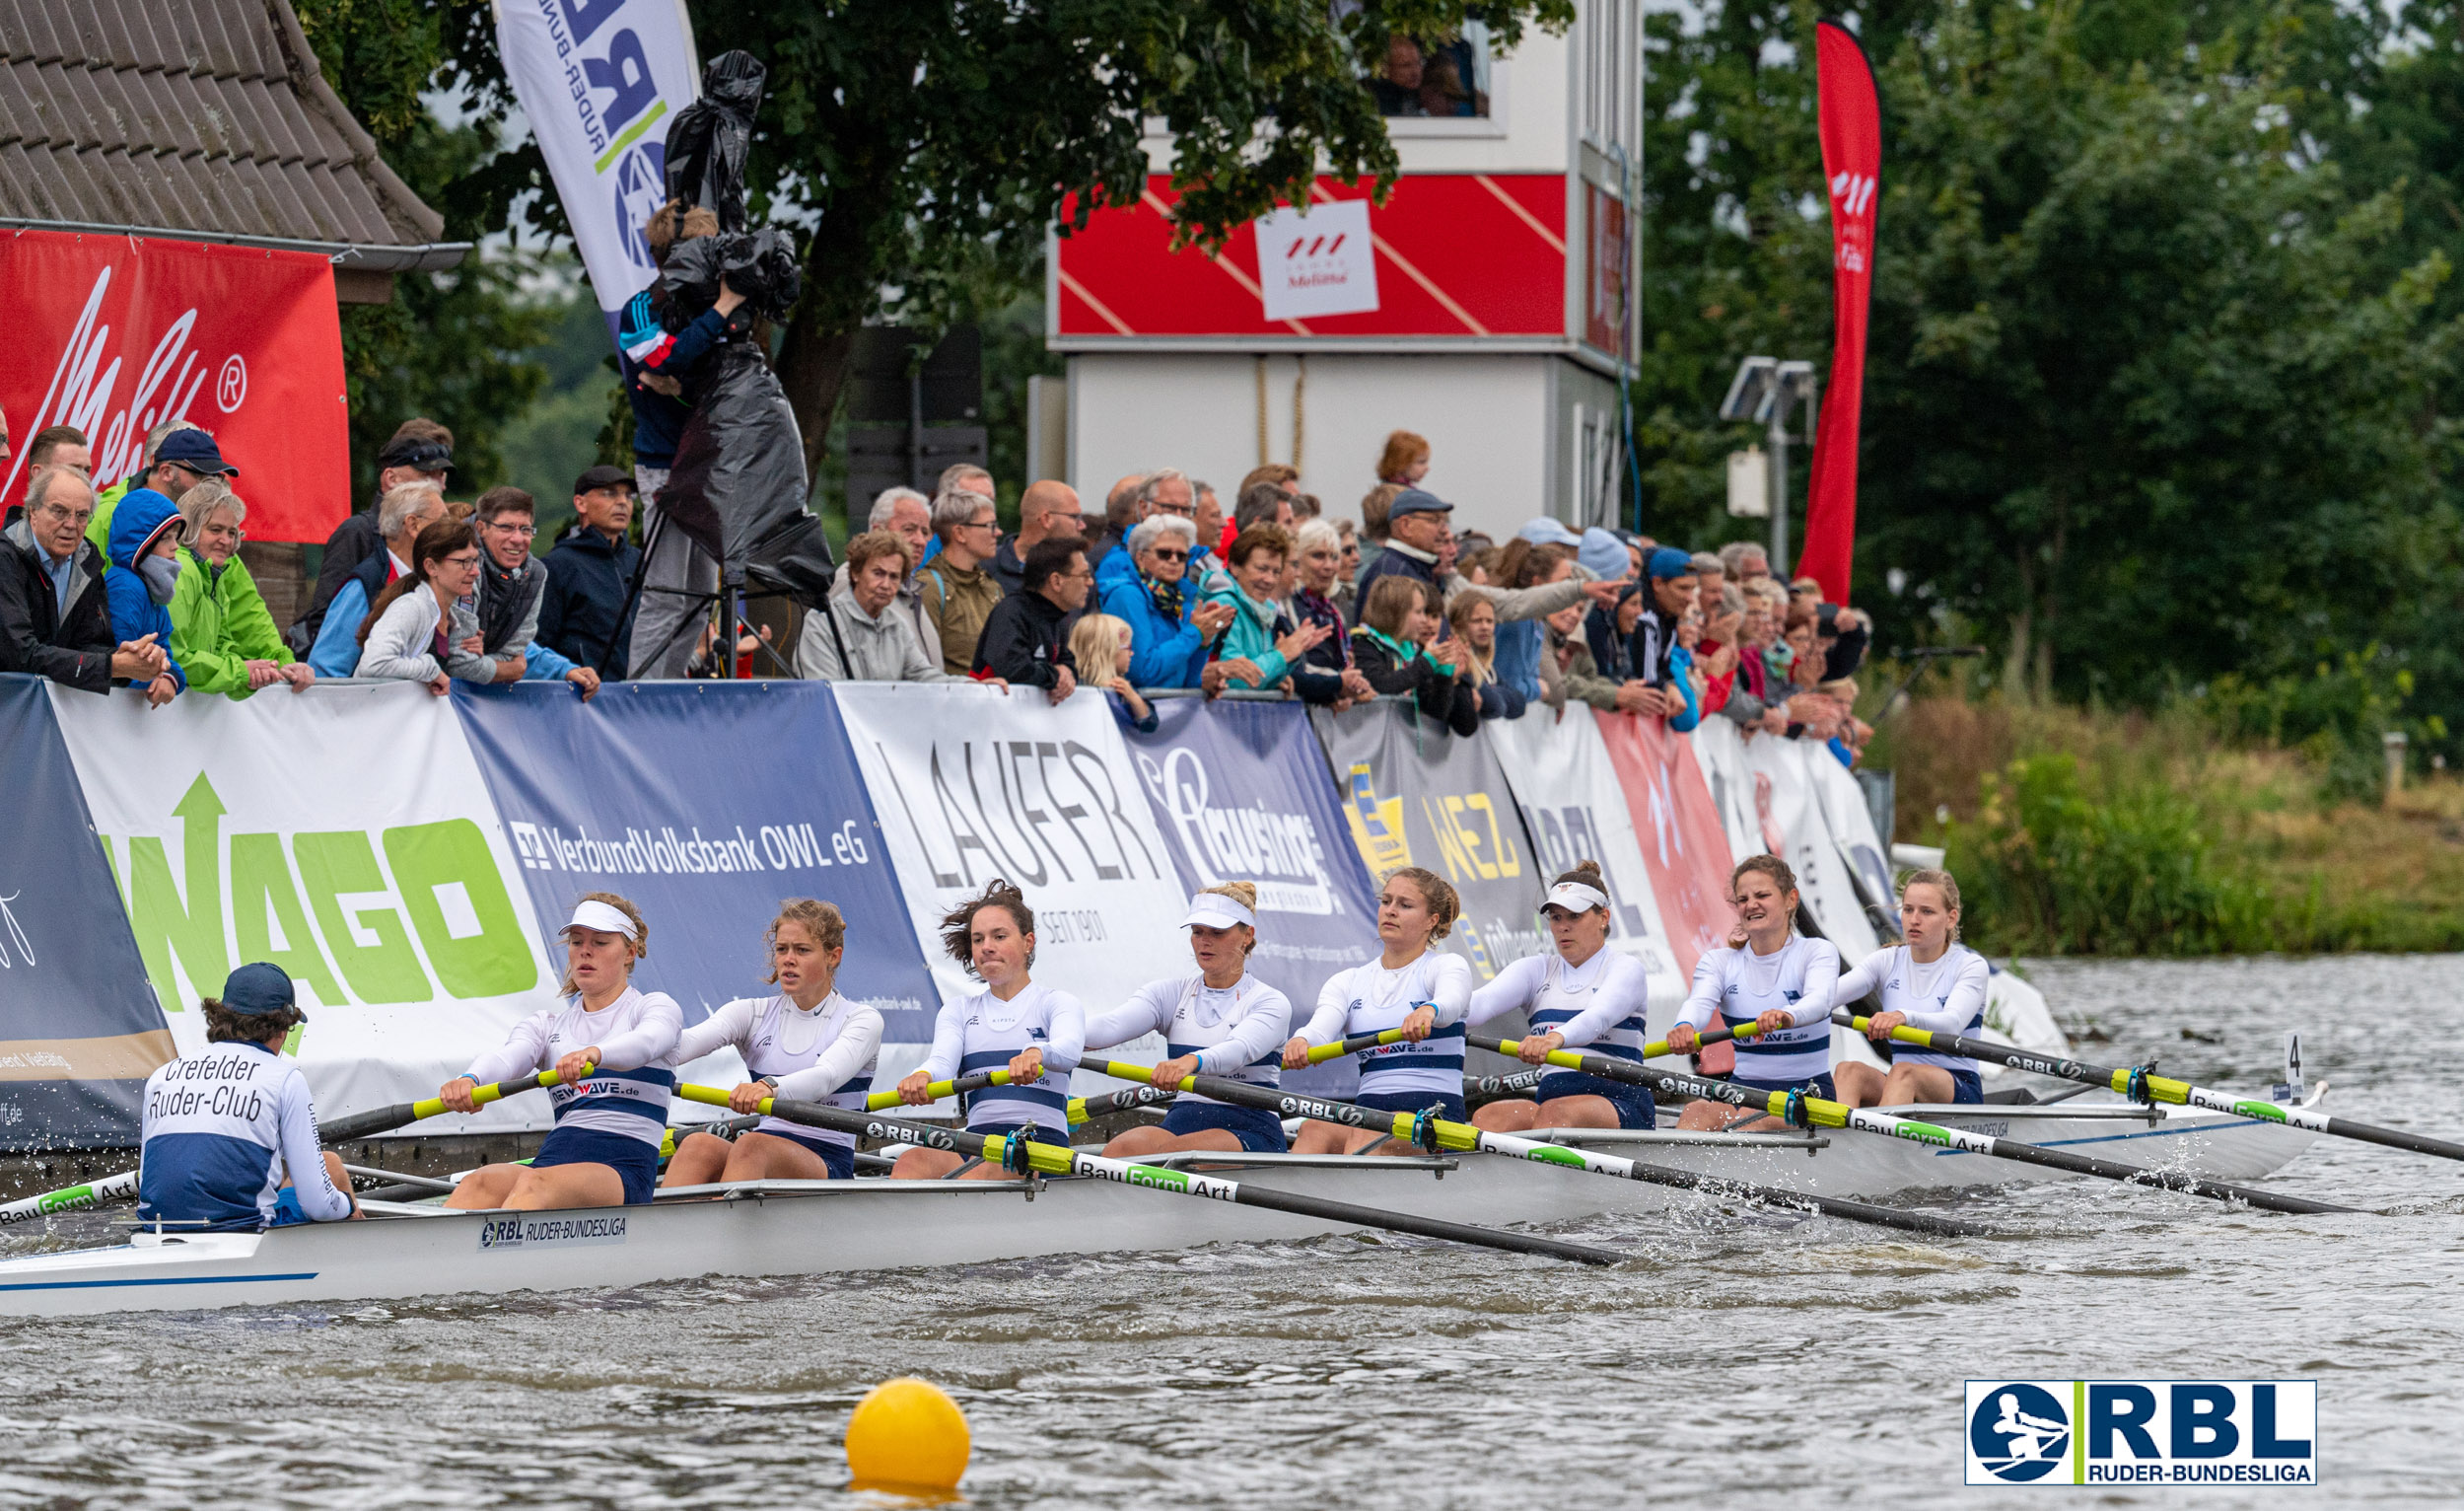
[1328,1020,1768,1069]
[672,1082,1624,1266]
[1470,1036,2356,1216]
[1831,1008,2464,1165]
[0,1169,139,1227]
[1088,1058,1991,1239]
[865,1068,1010,1112]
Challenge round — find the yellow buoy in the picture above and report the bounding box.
[845,1376,970,1492]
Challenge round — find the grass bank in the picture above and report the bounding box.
[1866,692,2464,957]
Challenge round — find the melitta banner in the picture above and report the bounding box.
[1312,701,1546,984]
[1486,705,1690,1010]
[496,0,701,324]
[828,684,1190,1082]
[1593,710,1737,980]
[48,682,558,1130]
[450,682,936,1050]
[0,678,172,1149]
[0,231,349,543]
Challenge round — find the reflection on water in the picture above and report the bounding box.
[4,955,2462,1508]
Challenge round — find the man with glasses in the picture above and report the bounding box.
[0,465,169,691]
[917,485,1008,676]
[972,538,1091,703]
[466,486,601,698]
[293,419,455,653]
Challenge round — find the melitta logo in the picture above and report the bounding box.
[1965,1381,2316,1485]
[8,267,214,499]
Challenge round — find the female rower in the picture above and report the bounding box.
[1467,861,1657,1131]
[1282,867,1472,1155]
[890,880,1086,1180]
[443,894,681,1209]
[1828,869,1989,1108]
[660,899,884,1189]
[1083,883,1294,1156]
[1664,856,1841,1131]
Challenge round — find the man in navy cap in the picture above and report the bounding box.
[84,424,239,562]
[1354,486,1453,606]
[136,965,357,1232]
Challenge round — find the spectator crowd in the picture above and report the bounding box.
[0,411,1870,766]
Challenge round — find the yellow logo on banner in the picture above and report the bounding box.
[1343,763,1412,875]
[1422,792,1523,884]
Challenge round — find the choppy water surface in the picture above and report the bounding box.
[3,954,2461,1509]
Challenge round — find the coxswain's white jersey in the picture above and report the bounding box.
[1677,934,1841,1085]
[137,1042,352,1232]
[675,991,884,1150]
[918,980,1087,1136]
[1468,949,1654,1061]
[1301,951,1475,1098]
[1831,944,1989,1072]
[464,984,684,1147]
[1085,971,1293,1107]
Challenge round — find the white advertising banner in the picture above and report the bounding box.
[828,684,1188,1086]
[1804,745,1900,940]
[1687,714,1770,867]
[1488,705,1689,1011]
[494,0,701,316]
[1255,198,1380,322]
[48,683,562,1130]
[1738,735,1881,961]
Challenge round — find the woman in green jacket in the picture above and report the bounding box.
[1200,524,1329,692]
[168,482,316,697]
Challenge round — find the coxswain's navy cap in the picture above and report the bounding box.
[222,962,302,1019]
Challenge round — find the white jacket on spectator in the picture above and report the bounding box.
[829,560,943,669]
[796,584,957,683]
[358,587,487,684]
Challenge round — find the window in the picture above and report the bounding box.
[1368,23,1493,118]
[1582,0,1643,161]
[1574,402,1624,530]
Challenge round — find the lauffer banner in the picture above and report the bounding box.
[1795,21,1881,605]
[0,231,349,543]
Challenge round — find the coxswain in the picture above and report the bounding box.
[1083,883,1294,1156]
[1282,867,1473,1154]
[1828,868,1990,1108]
[136,963,359,1231]
[890,880,1087,1180]
[1467,860,1659,1131]
[1665,856,1841,1130]
[662,899,884,1187]
[442,894,681,1209]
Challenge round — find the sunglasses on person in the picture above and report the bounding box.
[1148,546,1189,562]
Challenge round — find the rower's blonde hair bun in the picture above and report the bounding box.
[1202,880,1259,911]
[1553,859,1607,890]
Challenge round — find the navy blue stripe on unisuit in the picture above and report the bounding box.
[586,1067,675,1087]
[1362,1054,1465,1074]
[971,1084,1070,1111]
[959,1048,1044,1074]
[1166,1042,1285,1069]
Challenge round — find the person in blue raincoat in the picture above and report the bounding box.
[103,487,187,706]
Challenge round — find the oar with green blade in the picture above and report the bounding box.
[1087,1058,1991,1239]
[673,1082,1624,1265]
[1830,1009,2464,1165]
[1469,1035,2357,1216]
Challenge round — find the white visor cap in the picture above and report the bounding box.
[562,898,640,943]
[1181,893,1258,931]
[1541,882,1610,916]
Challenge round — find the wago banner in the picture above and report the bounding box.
[0,678,171,1149]
[451,681,935,1043]
[48,682,558,1133]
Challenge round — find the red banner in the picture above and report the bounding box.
[1593,711,1736,979]
[1796,21,1881,606]
[0,231,349,543]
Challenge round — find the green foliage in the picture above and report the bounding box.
[2200,649,2434,802]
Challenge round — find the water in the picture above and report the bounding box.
[3,954,2460,1509]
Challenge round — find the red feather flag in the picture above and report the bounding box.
[1795,21,1881,605]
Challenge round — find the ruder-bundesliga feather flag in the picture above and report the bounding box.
[1796,20,1881,606]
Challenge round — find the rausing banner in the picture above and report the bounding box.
[48,683,559,1130]
[1593,711,1736,979]
[829,684,1190,1083]
[0,231,348,543]
[495,0,701,320]
[1486,705,1689,1010]
[0,678,172,1149]
[451,682,935,1053]
[1313,701,1545,984]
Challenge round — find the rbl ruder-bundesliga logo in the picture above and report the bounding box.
[1965,1380,2316,1485]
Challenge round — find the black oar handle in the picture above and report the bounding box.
[1074,1085,1178,1120]
[1469,1068,1545,1096]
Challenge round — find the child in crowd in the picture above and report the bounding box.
[1068,612,1158,732]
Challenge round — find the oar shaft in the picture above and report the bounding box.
[1469,1035,2355,1217]
[672,1083,1622,1265]
[1832,1010,2464,1165]
[317,1068,563,1144]
[1069,1085,1177,1123]
[865,1068,1011,1113]
[1089,1059,1992,1239]
[0,1168,140,1227]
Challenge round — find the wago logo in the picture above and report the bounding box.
[1966,1380,2316,1485]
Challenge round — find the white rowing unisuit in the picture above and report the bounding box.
[464,985,684,1147]
[918,980,1087,1137]
[1468,949,1654,1062]
[1829,944,1989,1073]
[1300,951,1475,1098]
[1677,934,1842,1086]
[137,1042,353,1232]
[673,992,884,1150]
[1084,972,1293,1106]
